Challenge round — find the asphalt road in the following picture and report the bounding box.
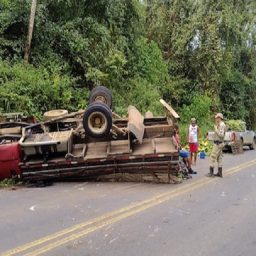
[0,149,256,256]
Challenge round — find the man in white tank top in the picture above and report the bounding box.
[187,118,200,165]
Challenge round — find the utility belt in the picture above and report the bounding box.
[213,140,223,145]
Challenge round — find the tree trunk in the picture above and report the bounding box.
[24,0,37,63]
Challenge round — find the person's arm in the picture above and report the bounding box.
[197,126,200,142]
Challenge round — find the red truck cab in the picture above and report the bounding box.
[0,143,21,179]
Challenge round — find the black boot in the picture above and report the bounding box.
[188,168,197,174]
[207,166,214,177]
[215,167,223,178]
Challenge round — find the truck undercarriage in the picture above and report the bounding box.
[1,87,181,183]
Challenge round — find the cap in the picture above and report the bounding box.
[191,118,196,122]
[215,113,224,119]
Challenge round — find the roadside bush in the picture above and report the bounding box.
[0,178,16,188]
[179,94,212,125]
[129,37,169,89]
[226,120,245,131]
[0,61,88,117]
[112,77,162,117]
[178,94,212,145]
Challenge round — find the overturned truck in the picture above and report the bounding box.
[16,87,180,183]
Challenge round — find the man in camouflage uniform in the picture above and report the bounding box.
[208,113,226,178]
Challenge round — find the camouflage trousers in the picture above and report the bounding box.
[210,143,224,168]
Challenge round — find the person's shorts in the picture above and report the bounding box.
[189,143,198,153]
[180,150,189,158]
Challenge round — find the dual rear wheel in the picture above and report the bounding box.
[89,86,112,109]
[83,86,113,138]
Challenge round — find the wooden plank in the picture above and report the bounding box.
[127,106,145,144]
[160,99,180,119]
[144,124,173,138]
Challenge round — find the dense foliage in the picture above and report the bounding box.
[1,0,256,132]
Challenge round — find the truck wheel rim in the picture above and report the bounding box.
[88,111,107,135]
[94,96,107,104]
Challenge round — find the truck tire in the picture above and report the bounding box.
[83,102,112,138]
[249,138,256,150]
[43,109,68,121]
[239,139,244,152]
[89,86,112,109]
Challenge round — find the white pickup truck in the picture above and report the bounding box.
[207,130,242,152]
[208,121,256,152]
[239,122,256,150]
